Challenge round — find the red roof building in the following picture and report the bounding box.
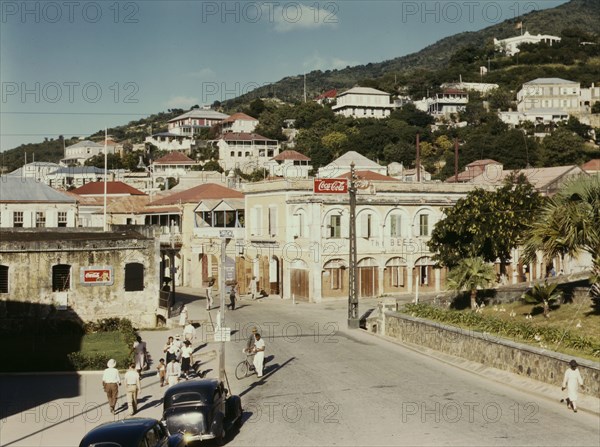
[70,181,146,196]
[581,159,600,174]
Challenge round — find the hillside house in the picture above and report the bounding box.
[494,31,561,56]
[332,87,394,119]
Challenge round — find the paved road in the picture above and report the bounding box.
[1,292,599,446]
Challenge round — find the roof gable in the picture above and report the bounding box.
[0,177,77,203]
[153,152,196,164]
[71,181,146,196]
[325,151,383,169]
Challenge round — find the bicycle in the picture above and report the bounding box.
[235,350,256,380]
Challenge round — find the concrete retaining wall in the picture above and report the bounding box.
[380,310,600,398]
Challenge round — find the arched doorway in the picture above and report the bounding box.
[322,258,347,298]
[357,257,378,298]
[290,259,309,301]
[413,256,435,292]
[384,257,407,294]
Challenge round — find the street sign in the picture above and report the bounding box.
[313,178,348,194]
[214,327,231,342]
[219,230,234,238]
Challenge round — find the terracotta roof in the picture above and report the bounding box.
[148,183,244,206]
[222,112,257,123]
[336,170,398,181]
[70,181,146,196]
[153,152,196,165]
[272,150,311,161]
[218,133,275,142]
[315,89,337,100]
[581,159,600,172]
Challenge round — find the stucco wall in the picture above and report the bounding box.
[381,311,600,398]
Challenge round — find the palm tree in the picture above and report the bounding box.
[447,257,496,310]
[523,175,600,301]
[522,281,563,318]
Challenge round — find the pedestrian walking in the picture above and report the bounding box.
[163,336,180,363]
[132,335,147,375]
[166,358,181,387]
[124,363,141,416]
[228,282,238,310]
[206,278,215,310]
[252,333,265,378]
[183,322,196,343]
[157,358,166,387]
[249,276,257,300]
[562,359,584,412]
[180,340,194,379]
[179,304,188,327]
[102,359,121,414]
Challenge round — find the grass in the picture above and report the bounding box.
[80,332,131,361]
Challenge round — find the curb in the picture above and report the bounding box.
[363,329,600,417]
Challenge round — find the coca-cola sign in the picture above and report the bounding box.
[313,178,348,194]
[80,266,113,286]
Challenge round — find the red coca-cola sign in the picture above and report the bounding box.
[313,178,348,194]
[80,267,113,286]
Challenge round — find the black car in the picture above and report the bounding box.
[79,417,185,447]
[163,379,243,445]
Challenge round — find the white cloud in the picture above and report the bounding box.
[165,95,200,109]
[185,68,216,79]
[303,52,357,71]
[272,3,339,32]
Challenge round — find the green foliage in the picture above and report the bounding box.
[404,303,600,357]
[522,282,563,318]
[447,257,496,309]
[592,101,600,114]
[429,174,544,269]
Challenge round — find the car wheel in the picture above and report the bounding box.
[235,403,243,428]
[215,428,226,446]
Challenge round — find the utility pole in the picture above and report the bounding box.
[218,230,233,383]
[454,138,459,182]
[348,162,359,329]
[416,133,421,182]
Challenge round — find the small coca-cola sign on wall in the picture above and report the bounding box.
[313,178,348,194]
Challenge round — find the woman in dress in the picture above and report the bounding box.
[132,336,147,375]
[179,304,188,327]
[562,359,584,412]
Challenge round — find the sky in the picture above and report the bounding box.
[0,0,568,152]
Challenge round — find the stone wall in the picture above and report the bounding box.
[381,310,600,398]
[0,230,161,327]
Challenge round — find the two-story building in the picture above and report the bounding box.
[264,150,312,179]
[332,87,394,119]
[242,175,487,303]
[517,78,581,113]
[494,31,561,56]
[61,140,117,166]
[220,113,259,134]
[209,133,281,173]
[151,152,199,189]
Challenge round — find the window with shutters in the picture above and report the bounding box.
[268,207,277,236]
[0,265,8,293]
[361,213,373,239]
[389,214,402,237]
[330,268,341,289]
[329,215,341,238]
[419,214,429,236]
[124,262,144,291]
[52,264,71,292]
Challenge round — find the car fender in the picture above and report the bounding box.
[210,411,224,435]
[226,396,243,421]
[167,433,185,447]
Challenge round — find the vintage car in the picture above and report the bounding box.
[162,379,243,445]
[79,417,185,447]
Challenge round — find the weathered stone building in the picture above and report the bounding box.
[0,228,163,327]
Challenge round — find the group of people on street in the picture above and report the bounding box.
[101,360,142,416]
[204,276,267,313]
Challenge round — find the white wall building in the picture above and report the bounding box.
[6,162,61,183]
[494,31,561,56]
[0,177,78,228]
[332,87,394,119]
[209,133,280,173]
[264,150,312,179]
[168,109,229,136]
[220,113,259,134]
[517,78,581,113]
[441,82,499,94]
[61,140,117,165]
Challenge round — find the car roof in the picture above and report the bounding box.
[79,418,158,446]
[164,378,220,399]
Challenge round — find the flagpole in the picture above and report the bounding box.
[103,128,108,232]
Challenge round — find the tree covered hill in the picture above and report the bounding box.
[224,0,600,105]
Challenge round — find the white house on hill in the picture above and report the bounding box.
[494,31,561,56]
[62,140,117,165]
[220,113,258,134]
[332,87,394,119]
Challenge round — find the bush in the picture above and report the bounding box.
[404,303,600,357]
[84,318,137,346]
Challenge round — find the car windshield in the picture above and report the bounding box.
[170,391,210,405]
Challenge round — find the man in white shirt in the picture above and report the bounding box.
[252,333,265,378]
[102,359,121,414]
[166,358,181,387]
[124,363,142,416]
[183,323,196,343]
